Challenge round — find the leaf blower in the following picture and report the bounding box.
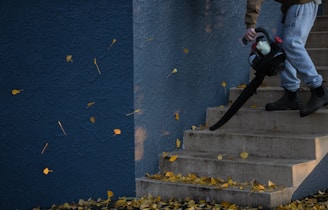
[209,27,286,131]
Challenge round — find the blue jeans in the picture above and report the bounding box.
[277,1,322,92]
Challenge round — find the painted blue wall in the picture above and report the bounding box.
[133,0,280,178]
[0,1,134,209]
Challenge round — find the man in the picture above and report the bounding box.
[244,0,328,117]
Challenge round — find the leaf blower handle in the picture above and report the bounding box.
[242,27,274,45]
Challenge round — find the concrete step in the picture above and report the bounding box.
[248,66,328,87]
[206,106,328,134]
[227,86,313,108]
[159,151,317,187]
[312,16,328,31]
[136,177,296,209]
[183,129,328,160]
[308,48,328,66]
[307,31,328,48]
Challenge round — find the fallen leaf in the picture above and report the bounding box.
[107,39,117,51]
[174,112,179,120]
[166,68,177,78]
[169,155,178,162]
[176,139,181,149]
[90,116,96,124]
[240,146,249,159]
[93,58,101,75]
[183,48,189,54]
[221,183,229,188]
[43,167,53,175]
[12,89,23,95]
[66,55,73,62]
[126,109,141,116]
[87,101,96,108]
[221,81,227,94]
[217,154,226,160]
[107,190,114,199]
[113,129,121,136]
[240,151,249,159]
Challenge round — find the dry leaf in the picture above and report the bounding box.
[107,39,117,51]
[174,112,179,120]
[240,151,249,159]
[240,146,249,159]
[191,125,197,130]
[221,183,229,188]
[237,84,247,89]
[107,190,114,198]
[113,129,121,135]
[183,48,189,54]
[12,89,23,95]
[217,154,226,160]
[87,101,96,108]
[93,58,101,75]
[126,109,141,116]
[169,155,178,162]
[43,167,53,175]
[166,68,177,78]
[176,139,181,149]
[66,55,73,62]
[90,116,96,124]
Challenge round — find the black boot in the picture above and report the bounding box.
[265,88,303,111]
[300,84,328,117]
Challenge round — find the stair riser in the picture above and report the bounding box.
[136,178,295,209]
[249,67,328,87]
[206,107,328,133]
[159,156,316,187]
[183,130,322,160]
[308,49,328,66]
[312,17,328,31]
[307,32,328,48]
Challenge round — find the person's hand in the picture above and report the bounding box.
[244,28,257,41]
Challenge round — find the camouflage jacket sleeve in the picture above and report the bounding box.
[245,0,264,29]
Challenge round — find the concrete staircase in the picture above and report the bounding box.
[136,16,328,209]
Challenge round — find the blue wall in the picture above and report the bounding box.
[0,1,134,209]
[133,0,280,178]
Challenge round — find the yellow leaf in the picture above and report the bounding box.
[221,183,229,188]
[108,38,117,51]
[183,48,189,54]
[176,139,181,149]
[43,167,53,175]
[268,180,276,188]
[174,112,180,120]
[107,190,114,198]
[90,116,96,124]
[221,81,227,94]
[240,147,249,159]
[113,129,121,135]
[167,68,178,78]
[165,171,174,178]
[66,55,73,62]
[126,109,141,116]
[93,58,101,75]
[217,154,225,160]
[87,101,96,108]
[12,89,23,95]
[237,84,247,89]
[240,151,249,159]
[169,155,178,162]
[210,178,217,185]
